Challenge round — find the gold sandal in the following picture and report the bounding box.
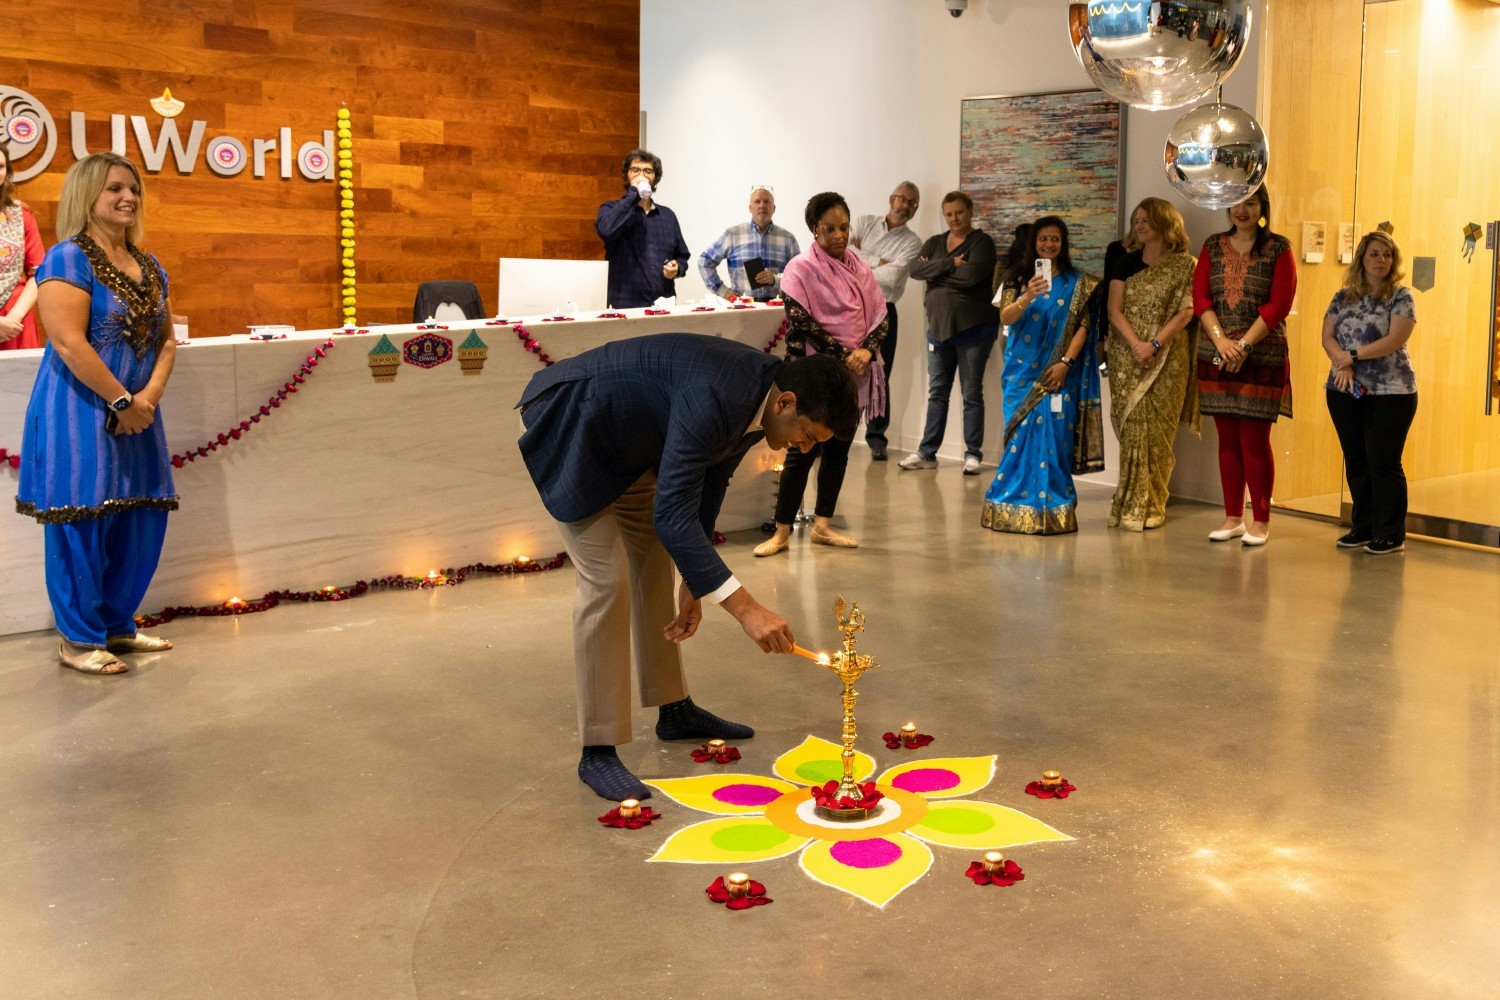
[106,632,174,653]
[58,643,129,675]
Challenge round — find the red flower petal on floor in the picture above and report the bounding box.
[597,806,661,830]
[707,877,772,908]
[966,859,1025,887]
[1025,780,1077,799]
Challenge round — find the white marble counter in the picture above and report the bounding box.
[0,306,788,637]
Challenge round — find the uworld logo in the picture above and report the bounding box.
[0,85,333,184]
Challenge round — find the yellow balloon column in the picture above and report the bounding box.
[337,106,356,327]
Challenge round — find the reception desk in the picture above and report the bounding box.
[0,306,787,637]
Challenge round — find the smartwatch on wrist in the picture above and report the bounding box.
[109,393,133,412]
[1349,348,1360,361]
[1241,341,1255,355]
[1151,339,1162,352]
[1062,356,1075,368]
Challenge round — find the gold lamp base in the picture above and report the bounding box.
[814,803,873,823]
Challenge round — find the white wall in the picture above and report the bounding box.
[641,0,1261,503]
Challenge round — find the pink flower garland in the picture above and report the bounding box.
[171,339,338,469]
[133,552,567,627]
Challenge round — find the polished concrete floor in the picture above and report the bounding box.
[2,458,1499,1000]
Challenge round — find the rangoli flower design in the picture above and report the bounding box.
[645,736,1071,908]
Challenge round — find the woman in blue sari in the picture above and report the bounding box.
[981,216,1102,534]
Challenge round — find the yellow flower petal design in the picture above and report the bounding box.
[799,832,933,908]
[772,735,875,787]
[878,755,997,800]
[648,816,809,865]
[642,775,798,816]
[906,800,1073,851]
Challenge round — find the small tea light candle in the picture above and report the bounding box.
[424,569,446,585]
[321,585,338,594]
[1040,770,1063,789]
[982,851,1006,874]
[725,872,751,898]
[708,739,727,750]
[900,723,918,740]
[617,799,642,819]
[514,555,530,566]
[225,596,246,611]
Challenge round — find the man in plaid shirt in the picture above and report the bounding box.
[696,186,801,302]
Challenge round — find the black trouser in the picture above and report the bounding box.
[775,436,852,524]
[1325,389,1418,542]
[863,301,898,450]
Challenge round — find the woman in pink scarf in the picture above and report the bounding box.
[755,191,888,557]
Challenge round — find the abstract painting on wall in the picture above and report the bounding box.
[960,90,1122,278]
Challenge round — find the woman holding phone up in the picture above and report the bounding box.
[982,216,1102,534]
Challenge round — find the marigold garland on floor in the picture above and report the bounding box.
[133,552,567,627]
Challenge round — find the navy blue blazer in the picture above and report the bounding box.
[517,333,782,599]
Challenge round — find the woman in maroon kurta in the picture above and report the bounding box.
[0,139,45,351]
[1192,185,1296,546]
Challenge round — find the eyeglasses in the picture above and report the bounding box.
[750,185,775,196]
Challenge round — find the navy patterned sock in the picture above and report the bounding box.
[578,746,650,802]
[655,696,754,741]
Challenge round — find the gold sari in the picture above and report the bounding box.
[1105,251,1200,531]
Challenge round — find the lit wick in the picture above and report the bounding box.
[1040,770,1063,790]
[425,569,446,585]
[617,799,642,819]
[725,872,751,898]
[790,645,831,665]
[982,851,1005,874]
[320,585,337,594]
[708,739,726,750]
[225,596,247,612]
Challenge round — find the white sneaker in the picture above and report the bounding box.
[898,454,937,470]
[962,456,982,476]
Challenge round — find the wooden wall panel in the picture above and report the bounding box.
[1261,0,1366,502]
[2,0,641,335]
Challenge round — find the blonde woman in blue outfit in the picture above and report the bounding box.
[16,153,178,674]
[1321,230,1417,555]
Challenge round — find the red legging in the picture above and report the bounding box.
[1215,416,1274,523]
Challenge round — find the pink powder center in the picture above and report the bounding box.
[829,838,903,869]
[891,768,961,794]
[711,783,783,807]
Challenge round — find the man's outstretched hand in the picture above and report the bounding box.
[664,581,702,643]
[721,587,795,653]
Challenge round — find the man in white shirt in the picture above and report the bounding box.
[848,181,922,460]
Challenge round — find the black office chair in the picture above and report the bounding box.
[413,280,487,323]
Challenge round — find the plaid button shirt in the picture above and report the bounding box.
[696,219,801,301]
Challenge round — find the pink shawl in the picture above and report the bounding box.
[780,240,888,419]
[780,240,886,348]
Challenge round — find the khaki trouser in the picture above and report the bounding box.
[554,470,688,745]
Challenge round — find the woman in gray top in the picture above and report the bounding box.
[899,191,1000,475]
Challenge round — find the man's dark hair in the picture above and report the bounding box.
[776,353,860,440]
[620,148,664,185]
[803,191,850,233]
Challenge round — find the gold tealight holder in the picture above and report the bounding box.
[982,851,1006,874]
[617,799,642,820]
[1039,770,1064,791]
[725,872,751,898]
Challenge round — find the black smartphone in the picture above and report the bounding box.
[104,408,120,434]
